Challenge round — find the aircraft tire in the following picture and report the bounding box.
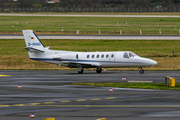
[96,68,102,73]
[78,69,83,74]
[139,69,144,74]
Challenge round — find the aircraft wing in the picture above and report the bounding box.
[24,47,44,53]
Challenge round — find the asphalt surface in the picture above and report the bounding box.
[0,70,180,120]
[1,35,180,40]
[0,13,180,17]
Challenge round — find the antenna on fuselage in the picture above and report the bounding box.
[85,49,88,52]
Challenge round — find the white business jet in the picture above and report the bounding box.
[22,30,157,74]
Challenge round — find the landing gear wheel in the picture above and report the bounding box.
[96,68,102,73]
[139,68,144,74]
[78,69,83,74]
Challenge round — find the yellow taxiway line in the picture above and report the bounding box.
[60,101,71,103]
[0,75,11,77]
[12,104,25,106]
[75,99,86,102]
[29,103,41,105]
[91,98,101,100]
[44,102,55,104]
[1,104,180,108]
[0,105,9,107]
[0,97,117,107]
[7,105,180,108]
[105,97,115,99]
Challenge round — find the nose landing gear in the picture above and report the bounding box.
[139,67,144,74]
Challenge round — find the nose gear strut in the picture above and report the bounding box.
[139,67,144,74]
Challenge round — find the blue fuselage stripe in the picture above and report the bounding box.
[30,58,141,64]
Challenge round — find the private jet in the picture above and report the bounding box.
[22,30,157,74]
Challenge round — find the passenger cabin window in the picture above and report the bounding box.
[87,55,89,58]
[101,54,104,58]
[97,54,99,58]
[111,54,114,58]
[92,55,94,58]
[76,54,78,59]
[106,54,109,58]
[123,52,129,58]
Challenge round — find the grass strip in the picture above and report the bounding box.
[70,82,180,90]
[0,16,180,35]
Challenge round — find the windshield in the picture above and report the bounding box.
[124,52,139,58]
[129,52,138,57]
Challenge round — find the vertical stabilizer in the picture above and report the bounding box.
[22,30,45,50]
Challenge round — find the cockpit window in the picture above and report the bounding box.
[123,52,129,58]
[129,52,138,57]
[129,52,133,57]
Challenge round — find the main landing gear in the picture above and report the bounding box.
[77,67,102,74]
[78,69,83,74]
[139,67,144,74]
[96,68,102,73]
[77,67,83,74]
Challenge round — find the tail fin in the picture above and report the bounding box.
[22,30,45,51]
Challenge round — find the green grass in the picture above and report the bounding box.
[70,82,180,90]
[1,39,179,56]
[0,39,180,70]
[1,16,180,35]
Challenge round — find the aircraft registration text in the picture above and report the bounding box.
[28,42,41,46]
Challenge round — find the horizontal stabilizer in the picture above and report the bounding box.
[24,47,44,53]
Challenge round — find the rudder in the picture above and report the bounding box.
[22,30,45,50]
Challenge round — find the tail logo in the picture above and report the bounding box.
[28,42,41,46]
[31,37,34,40]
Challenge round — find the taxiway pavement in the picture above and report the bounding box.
[0,70,180,120]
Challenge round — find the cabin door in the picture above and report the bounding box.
[76,54,78,61]
[109,53,115,61]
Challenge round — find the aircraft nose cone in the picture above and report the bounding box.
[149,60,157,66]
